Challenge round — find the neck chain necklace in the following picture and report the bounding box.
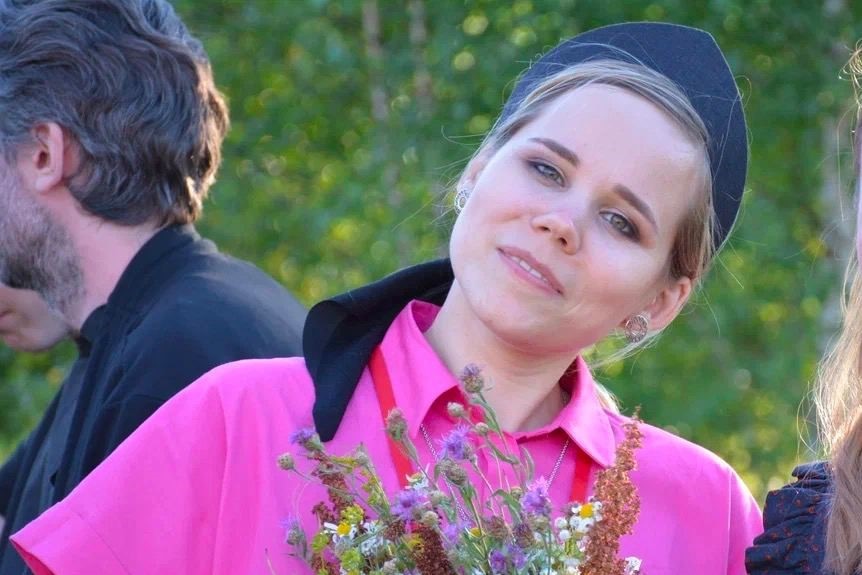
[418,423,571,521]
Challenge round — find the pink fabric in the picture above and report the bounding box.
[13,301,762,574]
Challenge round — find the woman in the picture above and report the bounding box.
[11,22,761,574]
[745,48,862,575]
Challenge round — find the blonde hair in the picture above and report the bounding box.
[819,45,862,575]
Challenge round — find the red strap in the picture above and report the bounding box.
[370,347,413,488]
[571,447,591,503]
[369,345,592,500]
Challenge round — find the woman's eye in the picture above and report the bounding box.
[530,161,564,186]
[604,212,639,240]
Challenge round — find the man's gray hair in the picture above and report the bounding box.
[0,0,229,225]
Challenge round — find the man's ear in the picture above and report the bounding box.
[16,122,71,195]
[623,275,693,333]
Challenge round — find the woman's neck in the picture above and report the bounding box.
[423,287,577,433]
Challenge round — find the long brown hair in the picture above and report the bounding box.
[819,46,862,575]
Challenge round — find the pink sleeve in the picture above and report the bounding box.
[726,469,764,575]
[11,375,228,575]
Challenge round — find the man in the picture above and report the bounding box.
[0,285,70,538]
[0,1,307,572]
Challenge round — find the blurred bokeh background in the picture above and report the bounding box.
[3,0,862,502]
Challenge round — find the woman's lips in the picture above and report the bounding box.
[498,247,564,295]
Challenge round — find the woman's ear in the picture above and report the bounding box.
[458,148,493,192]
[626,275,693,333]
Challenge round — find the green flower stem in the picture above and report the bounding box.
[454,483,494,570]
[394,432,443,493]
[468,459,505,516]
[471,392,523,483]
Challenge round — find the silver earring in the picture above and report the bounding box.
[624,314,649,344]
[454,187,469,212]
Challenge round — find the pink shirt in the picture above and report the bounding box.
[13,301,762,574]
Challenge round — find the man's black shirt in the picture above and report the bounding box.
[0,225,306,574]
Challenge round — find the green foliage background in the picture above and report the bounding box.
[3,0,862,502]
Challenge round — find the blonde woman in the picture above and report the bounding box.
[745,49,862,575]
[13,22,760,574]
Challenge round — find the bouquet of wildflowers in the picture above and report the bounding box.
[278,366,644,575]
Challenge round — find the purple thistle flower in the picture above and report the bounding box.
[289,427,316,445]
[506,543,527,569]
[280,515,300,531]
[280,515,302,544]
[522,477,552,517]
[441,518,471,548]
[391,488,429,522]
[489,543,527,573]
[438,424,474,461]
[489,549,508,573]
[460,363,484,393]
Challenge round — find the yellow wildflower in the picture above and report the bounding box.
[341,504,364,525]
[580,503,594,519]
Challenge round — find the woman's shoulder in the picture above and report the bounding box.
[603,410,762,531]
[605,410,741,482]
[745,461,831,574]
[166,356,316,425]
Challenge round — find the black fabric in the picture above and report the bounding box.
[500,22,747,247]
[307,259,453,440]
[0,441,26,517]
[745,462,831,574]
[0,224,307,575]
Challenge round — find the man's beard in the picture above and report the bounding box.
[0,170,84,316]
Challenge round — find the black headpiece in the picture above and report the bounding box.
[306,22,747,441]
[501,22,747,246]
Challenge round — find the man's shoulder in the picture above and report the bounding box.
[163,241,305,315]
[92,237,307,402]
[125,286,304,360]
[130,242,306,348]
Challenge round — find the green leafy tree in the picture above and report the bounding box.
[3,0,862,501]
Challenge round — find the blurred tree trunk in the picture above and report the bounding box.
[362,0,410,266]
[408,0,432,117]
[362,0,388,124]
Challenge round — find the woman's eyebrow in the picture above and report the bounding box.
[613,184,658,233]
[529,137,580,168]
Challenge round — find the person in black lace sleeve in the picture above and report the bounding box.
[746,48,862,575]
[746,463,830,573]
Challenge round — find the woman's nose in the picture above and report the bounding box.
[531,211,580,254]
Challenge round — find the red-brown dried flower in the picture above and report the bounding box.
[581,410,644,575]
[412,524,457,575]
